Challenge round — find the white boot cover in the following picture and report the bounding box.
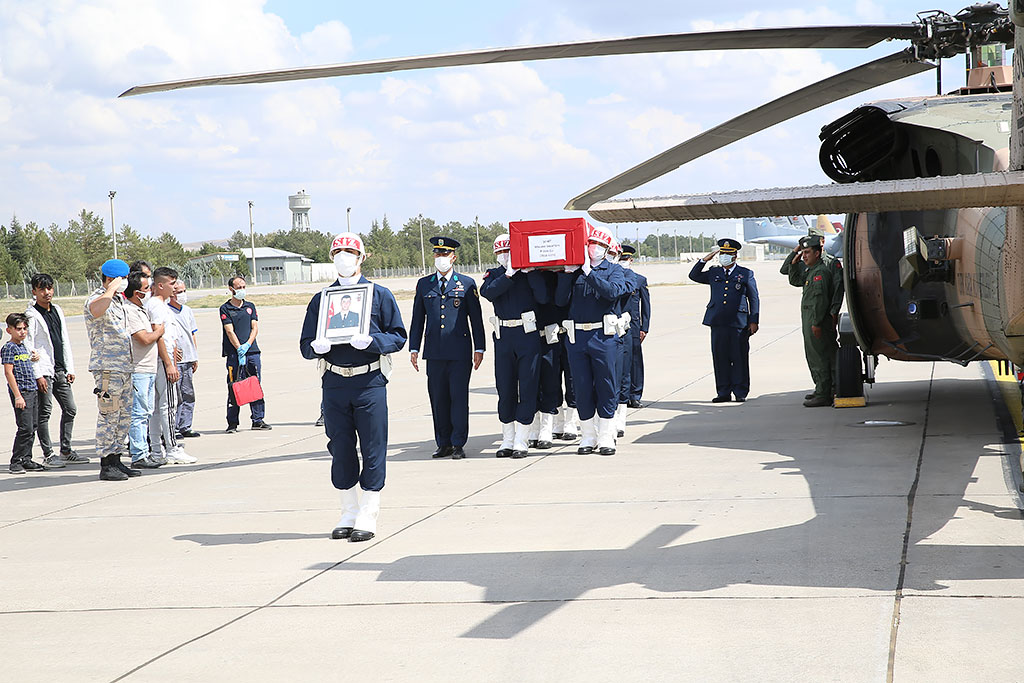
[597,417,617,452]
[354,490,381,535]
[579,417,598,449]
[513,422,530,452]
[538,412,554,442]
[615,403,627,434]
[337,487,360,528]
[528,413,540,441]
[499,422,515,451]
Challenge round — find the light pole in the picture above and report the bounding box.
[248,201,257,285]
[108,191,117,259]
[346,207,351,231]
[636,226,640,257]
[673,230,678,257]
[418,213,426,275]
[656,228,662,259]
[689,234,693,254]
[474,215,482,270]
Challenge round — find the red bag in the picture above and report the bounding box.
[231,373,264,406]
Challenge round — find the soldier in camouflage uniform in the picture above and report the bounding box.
[84,259,142,481]
[781,236,844,407]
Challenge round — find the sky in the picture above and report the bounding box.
[0,0,975,245]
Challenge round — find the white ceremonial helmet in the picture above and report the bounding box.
[588,226,614,248]
[493,233,511,254]
[330,232,365,256]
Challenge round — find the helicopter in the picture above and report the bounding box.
[121,2,1024,403]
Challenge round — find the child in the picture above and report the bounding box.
[4,313,44,473]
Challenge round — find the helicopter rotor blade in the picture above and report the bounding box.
[119,25,921,98]
[585,171,1024,223]
[565,50,934,211]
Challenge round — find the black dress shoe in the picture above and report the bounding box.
[598,446,616,456]
[711,396,730,403]
[511,449,527,459]
[528,440,538,448]
[178,429,202,438]
[431,446,454,459]
[331,526,353,539]
[616,430,624,438]
[733,396,746,403]
[627,399,643,409]
[495,449,512,458]
[451,447,466,460]
[349,530,375,542]
[577,445,595,455]
[534,440,552,449]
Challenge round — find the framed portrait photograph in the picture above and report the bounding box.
[317,283,374,343]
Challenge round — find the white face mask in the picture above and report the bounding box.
[496,253,510,269]
[718,254,735,268]
[114,279,128,293]
[334,251,360,278]
[588,244,607,262]
[621,260,632,270]
[232,288,247,300]
[435,256,453,274]
[175,292,188,305]
[141,291,151,302]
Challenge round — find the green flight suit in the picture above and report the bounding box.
[781,253,844,399]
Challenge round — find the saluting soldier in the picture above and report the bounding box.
[301,232,408,542]
[620,245,650,409]
[480,233,546,458]
[689,238,760,403]
[408,236,486,460]
[781,236,844,407]
[555,225,630,455]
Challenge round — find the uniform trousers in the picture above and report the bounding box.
[710,326,751,399]
[225,354,265,425]
[617,333,634,404]
[803,318,837,398]
[176,362,196,432]
[629,333,644,402]
[425,358,472,448]
[537,341,563,414]
[565,329,619,421]
[35,369,77,456]
[558,342,576,408]
[492,328,541,425]
[323,375,388,491]
[92,370,132,457]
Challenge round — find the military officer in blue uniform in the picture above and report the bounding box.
[480,233,546,458]
[555,225,630,455]
[689,238,760,402]
[409,236,486,460]
[301,232,407,542]
[620,245,651,409]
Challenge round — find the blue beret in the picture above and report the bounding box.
[101,259,130,278]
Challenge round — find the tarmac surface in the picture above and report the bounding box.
[3,261,1024,681]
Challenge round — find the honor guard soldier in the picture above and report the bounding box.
[409,236,486,460]
[555,225,630,455]
[689,238,760,403]
[526,268,567,449]
[301,232,407,542]
[781,236,844,407]
[619,245,650,409]
[480,233,546,458]
[607,240,635,437]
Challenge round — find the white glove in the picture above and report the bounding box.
[505,264,517,277]
[563,264,578,273]
[350,333,373,350]
[311,337,332,354]
[582,259,592,276]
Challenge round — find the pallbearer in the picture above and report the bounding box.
[556,226,630,455]
[620,245,651,409]
[480,234,545,458]
[526,268,566,449]
[301,232,407,542]
[607,239,635,437]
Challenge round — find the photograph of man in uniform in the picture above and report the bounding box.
[328,294,361,330]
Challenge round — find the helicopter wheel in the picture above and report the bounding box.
[835,345,865,405]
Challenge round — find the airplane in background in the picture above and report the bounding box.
[743,215,844,257]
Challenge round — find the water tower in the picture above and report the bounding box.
[289,190,311,230]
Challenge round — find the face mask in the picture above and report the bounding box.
[142,291,151,302]
[233,288,247,300]
[435,256,453,273]
[334,251,360,278]
[175,292,188,305]
[588,244,607,262]
[114,279,128,293]
[718,254,735,268]
[609,253,620,263]
[496,253,510,269]
[621,261,632,270]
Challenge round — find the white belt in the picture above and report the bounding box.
[498,319,524,327]
[319,359,381,377]
[575,322,603,331]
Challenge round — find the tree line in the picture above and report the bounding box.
[0,210,721,286]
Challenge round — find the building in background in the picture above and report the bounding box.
[245,247,313,283]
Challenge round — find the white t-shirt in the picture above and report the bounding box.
[145,296,178,363]
[169,303,198,363]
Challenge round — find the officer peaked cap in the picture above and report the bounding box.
[429,236,460,251]
[717,238,741,253]
[620,245,637,257]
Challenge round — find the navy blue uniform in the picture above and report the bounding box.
[300,278,407,492]
[220,300,264,425]
[626,271,651,402]
[480,267,545,425]
[529,270,568,414]
[555,261,630,420]
[409,271,485,449]
[616,269,640,404]
[689,261,760,399]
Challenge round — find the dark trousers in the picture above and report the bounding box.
[559,341,576,408]
[710,326,751,399]
[537,342,563,414]
[10,389,38,464]
[36,369,77,456]
[176,362,196,432]
[565,329,619,421]
[618,333,634,404]
[493,329,542,425]
[629,333,644,401]
[324,383,388,491]
[226,354,265,425]
[426,358,472,448]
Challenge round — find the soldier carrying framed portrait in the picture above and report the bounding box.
[317,282,374,343]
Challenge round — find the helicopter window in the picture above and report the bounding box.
[924,147,942,177]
